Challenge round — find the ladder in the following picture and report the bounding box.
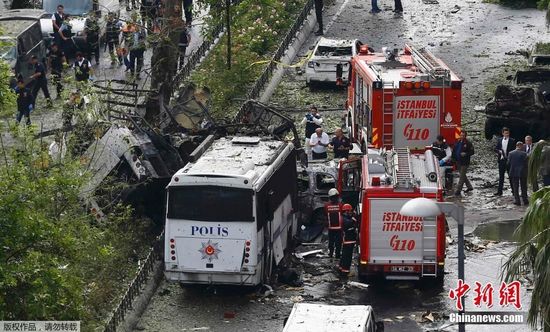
[409,45,450,80]
[421,217,438,277]
[382,82,396,147]
[392,147,414,189]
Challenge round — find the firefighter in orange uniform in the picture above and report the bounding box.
[325,188,343,258]
[339,204,357,275]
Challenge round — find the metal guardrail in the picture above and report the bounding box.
[103,231,163,332]
[102,1,314,331]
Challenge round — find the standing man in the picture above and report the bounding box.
[310,128,330,160]
[432,135,453,191]
[14,79,33,126]
[394,0,403,13]
[301,106,323,158]
[129,25,147,80]
[84,18,101,65]
[494,127,516,196]
[329,128,351,159]
[325,188,343,259]
[178,25,191,70]
[73,52,93,82]
[183,0,193,27]
[508,141,529,206]
[522,135,538,191]
[338,204,357,275]
[48,43,66,99]
[314,0,323,36]
[29,55,52,107]
[59,16,74,60]
[105,13,123,66]
[52,4,65,49]
[453,130,475,196]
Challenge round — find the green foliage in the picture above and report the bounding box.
[503,187,550,331]
[0,60,16,117]
[192,0,306,118]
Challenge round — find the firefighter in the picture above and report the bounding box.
[325,188,343,258]
[338,203,357,275]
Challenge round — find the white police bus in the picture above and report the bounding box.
[164,136,298,285]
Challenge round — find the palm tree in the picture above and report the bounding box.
[503,140,550,332]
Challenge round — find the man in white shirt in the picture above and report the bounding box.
[309,128,330,160]
[301,106,323,159]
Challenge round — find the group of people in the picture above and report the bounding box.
[13,1,194,127]
[325,188,358,275]
[432,127,550,206]
[302,106,351,160]
[313,0,403,35]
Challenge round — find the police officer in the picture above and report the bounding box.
[338,203,357,275]
[105,13,123,66]
[52,4,65,49]
[84,18,101,65]
[14,79,34,126]
[325,188,343,259]
[47,43,66,98]
[73,52,92,82]
[29,55,52,107]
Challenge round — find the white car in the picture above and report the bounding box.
[305,37,362,88]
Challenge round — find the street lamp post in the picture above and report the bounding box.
[400,198,465,332]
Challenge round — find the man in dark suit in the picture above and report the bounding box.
[508,141,528,206]
[453,130,475,196]
[522,135,538,192]
[314,0,324,35]
[494,127,516,196]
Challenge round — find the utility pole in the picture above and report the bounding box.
[226,0,231,69]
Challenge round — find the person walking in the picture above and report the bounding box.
[394,0,403,13]
[371,0,381,13]
[73,52,93,82]
[183,0,193,26]
[105,13,123,66]
[129,25,147,79]
[338,204,357,275]
[453,130,475,196]
[508,141,529,206]
[51,4,65,49]
[314,0,323,36]
[301,106,323,158]
[47,43,66,99]
[14,79,34,126]
[329,128,351,159]
[324,188,343,259]
[494,127,516,196]
[29,55,52,107]
[178,25,191,70]
[310,128,330,160]
[58,16,74,60]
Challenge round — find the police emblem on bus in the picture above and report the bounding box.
[199,240,221,261]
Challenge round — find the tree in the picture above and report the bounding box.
[503,142,550,331]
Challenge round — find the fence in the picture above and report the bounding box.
[102,1,314,330]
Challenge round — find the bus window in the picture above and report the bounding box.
[316,173,335,192]
[167,186,254,221]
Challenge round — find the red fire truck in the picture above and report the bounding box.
[338,148,446,282]
[345,44,462,150]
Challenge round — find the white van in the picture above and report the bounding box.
[283,303,384,332]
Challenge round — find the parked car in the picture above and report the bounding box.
[0,9,48,80]
[283,303,384,332]
[305,37,362,89]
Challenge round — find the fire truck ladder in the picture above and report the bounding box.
[409,45,450,80]
[392,148,414,189]
[382,82,396,147]
[421,218,438,277]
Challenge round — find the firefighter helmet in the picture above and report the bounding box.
[342,204,353,212]
[328,188,339,197]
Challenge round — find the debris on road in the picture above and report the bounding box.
[290,295,304,303]
[347,281,369,289]
[450,5,461,13]
[294,249,324,259]
[421,310,435,323]
[223,312,236,319]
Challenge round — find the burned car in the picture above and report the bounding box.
[484,69,550,141]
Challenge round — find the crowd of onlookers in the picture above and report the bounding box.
[11,0,194,127]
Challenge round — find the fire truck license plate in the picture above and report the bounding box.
[391,266,414,272]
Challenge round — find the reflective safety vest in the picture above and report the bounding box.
[342,215,357,244]
[324,202,343,230]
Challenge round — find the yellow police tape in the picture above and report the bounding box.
[247,50,313,69]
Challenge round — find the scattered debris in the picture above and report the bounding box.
[223,312,236,319]
[294,249,324,259]
[259,284,274,297]
[474,105,485,112]
[450,5,460,13]
[395,315,405,320]
[290,295,304,303]
[347,281,369,289]
[446,235,454,245]
[465,238,499,252]
[278,268,303,287]
[422,311,435,323]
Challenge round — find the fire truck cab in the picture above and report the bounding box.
[338,148,446,282]
[346,44,462,150]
